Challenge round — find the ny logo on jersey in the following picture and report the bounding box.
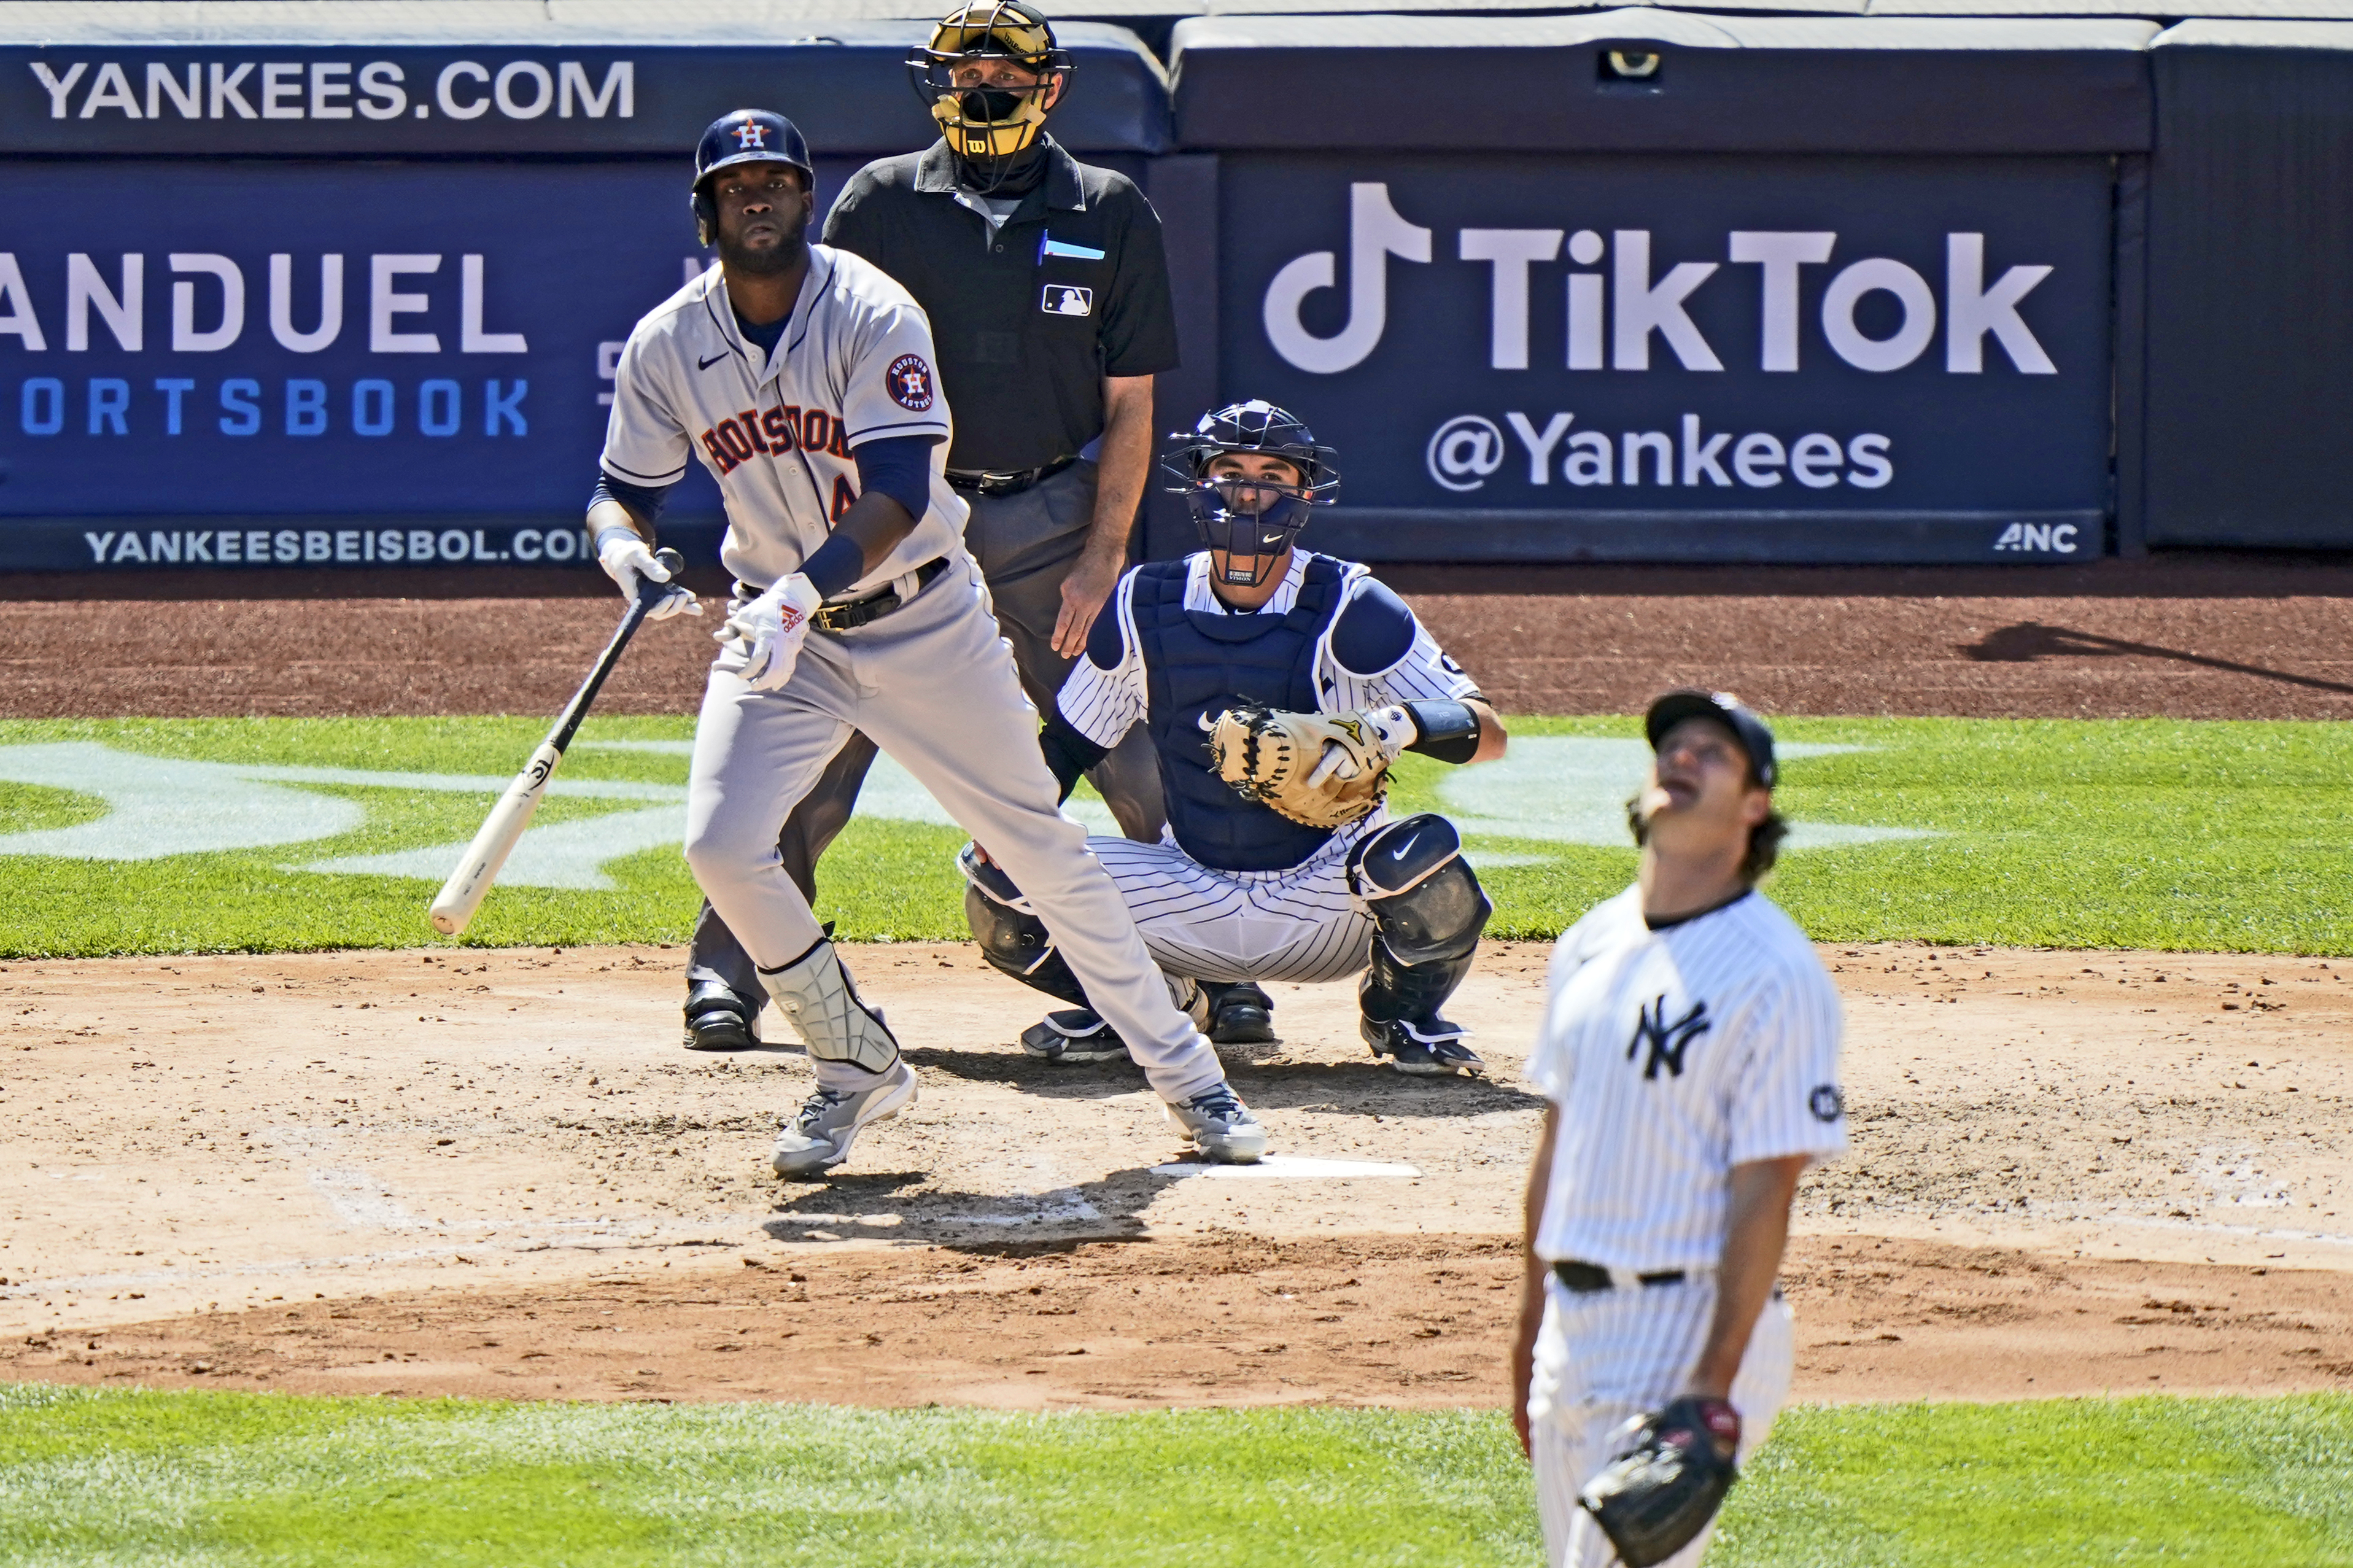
[733,122,769,149]
[1627,995,1711,1080]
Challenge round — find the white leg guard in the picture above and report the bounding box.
[758,938,900,1073]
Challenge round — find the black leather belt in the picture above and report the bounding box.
[1554,1260,1688,1293]
[947,454,1079,497]
[813,557,949,632]
[738,558,949,636]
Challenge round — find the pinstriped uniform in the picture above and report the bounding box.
[1053,549,1481,984]
[1524,886,1847,1568]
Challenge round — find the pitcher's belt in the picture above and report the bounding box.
[1554,1259,1689,1293]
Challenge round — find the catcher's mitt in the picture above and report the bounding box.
[1576,1396,1742,1567]
[1208,705,1390,828]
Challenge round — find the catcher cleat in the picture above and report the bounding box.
[1163,1081,1268,1163]
[1206,981,1278,1045]
[1020,1008,1132,1063]
[1362,1014,1485,1076]
[770,1058,918,1176]
[682,980,762,1052]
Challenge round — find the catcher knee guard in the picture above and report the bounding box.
[1347,813,1491,967]
[758,937,900,1072]
[959,845,1088,1007]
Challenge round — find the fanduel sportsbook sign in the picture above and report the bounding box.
[0,160,764,567]
[1220,155,2115,561]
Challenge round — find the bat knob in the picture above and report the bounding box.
[653,546,686,578]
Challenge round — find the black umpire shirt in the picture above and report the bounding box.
[821,136,1180,474]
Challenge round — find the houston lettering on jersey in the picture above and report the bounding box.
[697,403,854,475]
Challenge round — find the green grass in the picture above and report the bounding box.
[1,1386,2346,1566]
[2,713,2351,958]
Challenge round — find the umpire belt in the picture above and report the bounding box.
[1554,1260,1689,1293]
[947,454,1078,497]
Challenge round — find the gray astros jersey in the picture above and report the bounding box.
[599,247,967,594]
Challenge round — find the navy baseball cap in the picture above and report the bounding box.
[692,109,813,193]
[1645,690,1777,788]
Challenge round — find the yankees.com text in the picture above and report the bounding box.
[26,59,632,122]
[1426,412,1890,494]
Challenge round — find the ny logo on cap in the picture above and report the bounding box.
[733,120,769,148]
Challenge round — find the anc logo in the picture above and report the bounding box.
[1809,1085,1845,1122]
[887,354,936,412]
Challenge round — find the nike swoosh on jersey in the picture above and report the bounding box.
[697,352,730,371]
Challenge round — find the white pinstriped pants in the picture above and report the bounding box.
[1527,1276,1796,1568]
[1086,825,1380,986]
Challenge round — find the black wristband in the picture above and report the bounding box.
[1401,699,1481,764]
[800,532,865,599]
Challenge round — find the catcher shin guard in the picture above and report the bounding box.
[1348,814,1490,968]
[1351,814,1490,1073]
[758,937,901,1073]
[958,845,1088,1006]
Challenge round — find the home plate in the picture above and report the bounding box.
[1149,1155,1421,1181]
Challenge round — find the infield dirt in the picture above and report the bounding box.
[6,554,2353,721]
[6,941,2348,1408]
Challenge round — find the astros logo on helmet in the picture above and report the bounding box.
[734,121,769,149]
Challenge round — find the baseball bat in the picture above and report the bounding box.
[428,547,687,936]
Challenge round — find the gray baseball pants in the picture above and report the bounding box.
[680,549,1223,1104]
[686,458,1163,1002]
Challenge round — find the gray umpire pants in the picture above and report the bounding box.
[686,458,1165,1006]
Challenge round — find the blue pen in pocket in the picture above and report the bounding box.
[1039,234,1107,262]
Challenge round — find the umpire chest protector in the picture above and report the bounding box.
[1133,556,1347,872]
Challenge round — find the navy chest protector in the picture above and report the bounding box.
[1133,556,1349,872]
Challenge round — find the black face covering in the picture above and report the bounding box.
[959,87,1024,122]
[956,134,1049,196]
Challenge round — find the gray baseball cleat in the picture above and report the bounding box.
[1164,1081,1268,1163]
[770,1058,918,1176]
[1362,1015,1485,1076]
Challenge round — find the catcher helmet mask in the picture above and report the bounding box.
[908,1,1071,177]
[691,110,815,247]
[1162,400,1340,588]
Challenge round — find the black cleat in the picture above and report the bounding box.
[1206,982,1279,1045]
[683,981,762,1052]
[1362,1014,1484,1076]
[1020,1008,1134,1063]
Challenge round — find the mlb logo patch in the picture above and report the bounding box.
[1041,285,1095,317]
[886,353,935,411]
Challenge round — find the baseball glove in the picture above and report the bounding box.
[1208,705,1391,829]
[1576,1396,1742,1567]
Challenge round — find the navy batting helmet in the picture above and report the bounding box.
[691,110,814,245]
[1162,400,1340,588]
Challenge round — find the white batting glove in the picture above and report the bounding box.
[724,574,823,693]
[1306,705,1418,787]
[597,532,700,621]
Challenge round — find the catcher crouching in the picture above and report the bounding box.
[960,398,1508,1074]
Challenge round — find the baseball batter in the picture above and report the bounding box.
[1511,692,1847,1568]
[959,400,1510,1074]
[587,109,1266,1171]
